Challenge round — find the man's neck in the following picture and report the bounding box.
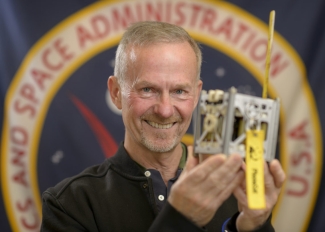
[124,140,183,185]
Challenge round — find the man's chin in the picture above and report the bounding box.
[142,139,178,153]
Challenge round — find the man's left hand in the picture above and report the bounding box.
[233,159,286,231]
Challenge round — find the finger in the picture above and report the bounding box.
[182,154,227,186]
[209,154,243,180]
[263,161,276,191]
[241,161,246,171]
[183,146,199,173]
[219,170,245,202]
[232,168,247,203]
[190,153,228,179]
[269,159,286,188]
[233,183,247,208]
[206,154,244,193]
[199,153,213,163]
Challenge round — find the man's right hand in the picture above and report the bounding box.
[168,146,244,227]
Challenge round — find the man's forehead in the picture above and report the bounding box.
[125,42,197,70]
[122,41,198,84]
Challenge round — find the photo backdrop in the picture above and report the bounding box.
[1,0,324,231]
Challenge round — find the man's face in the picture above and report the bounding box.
[120,42,202,153]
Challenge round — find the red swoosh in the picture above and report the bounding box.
[70,94,118,158]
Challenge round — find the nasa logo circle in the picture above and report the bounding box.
[1,0,322,231]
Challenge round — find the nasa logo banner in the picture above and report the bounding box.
[1,0,323,231]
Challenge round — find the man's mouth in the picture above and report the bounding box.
[145,120,175,129]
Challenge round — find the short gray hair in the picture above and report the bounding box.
[114,21,202,85]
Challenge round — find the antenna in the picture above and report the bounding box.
[262,10,275,99]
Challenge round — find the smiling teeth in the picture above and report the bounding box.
[147,121,173,129]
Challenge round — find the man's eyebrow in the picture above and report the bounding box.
[135,81,193,89]
[135,81,154,87]
[174,83,192,89]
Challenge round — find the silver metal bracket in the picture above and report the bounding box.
[193,87,280,161]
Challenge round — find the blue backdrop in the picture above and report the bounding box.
[1,0,324,231]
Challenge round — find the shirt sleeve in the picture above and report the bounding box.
[41,191,89,232]
[224,212,275,232]
[148,201,206,232]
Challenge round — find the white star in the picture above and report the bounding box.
[52,150,64,164]
[215,67,225,78]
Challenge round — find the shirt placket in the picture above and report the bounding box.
[145,169,183,212]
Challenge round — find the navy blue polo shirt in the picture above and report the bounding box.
[138,143,187,212]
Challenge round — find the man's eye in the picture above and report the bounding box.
[175,89,184,94]
[142,87,151,92]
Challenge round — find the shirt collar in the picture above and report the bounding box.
[136,143,187,173]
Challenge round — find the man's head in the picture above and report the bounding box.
[114,21,202,86]
[108,21,202,154]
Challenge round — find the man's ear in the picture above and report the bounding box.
[107,76,122,109]
[194,80,203,106]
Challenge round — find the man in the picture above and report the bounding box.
[41,21,285,231]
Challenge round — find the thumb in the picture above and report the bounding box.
[183,145,199,173]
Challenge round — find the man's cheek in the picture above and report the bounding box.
[178,103,195,116]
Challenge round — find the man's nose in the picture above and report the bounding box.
[153,93,174,118]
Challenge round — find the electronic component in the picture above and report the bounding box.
[193,87,280,161]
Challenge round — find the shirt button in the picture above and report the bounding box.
[144,171,151,177]
[158,195,165,201]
